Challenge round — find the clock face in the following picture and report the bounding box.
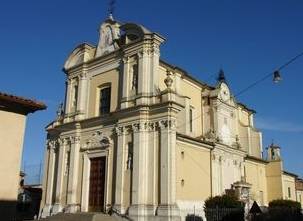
[220,83,230,101]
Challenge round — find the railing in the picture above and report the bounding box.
[205,207,244,221]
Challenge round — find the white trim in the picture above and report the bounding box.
[81,148,110,212]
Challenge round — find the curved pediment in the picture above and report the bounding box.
[120,23,152,40]
[64,43,96,70]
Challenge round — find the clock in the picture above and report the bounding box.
[220,83,230,101]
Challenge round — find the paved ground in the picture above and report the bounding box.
[35,213,125,221]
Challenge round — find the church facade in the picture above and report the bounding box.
[40,16,301,220]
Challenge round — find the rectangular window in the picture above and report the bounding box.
[99,87,111,115]
[127,142,133,170]
[132,64,138,92]
[259,191,264,205]
[189,108,193,132]
[288,187,291,198]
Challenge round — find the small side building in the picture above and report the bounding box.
[296,178,303,207]
[0,92,46,221]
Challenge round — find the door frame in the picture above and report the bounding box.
[81,149,110,212]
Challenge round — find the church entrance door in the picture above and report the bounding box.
[88,157,106,212]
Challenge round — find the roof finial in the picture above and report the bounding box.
[108,0,116,19]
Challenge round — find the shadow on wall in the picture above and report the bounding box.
[0,200,18,221]
[186,214,203,221]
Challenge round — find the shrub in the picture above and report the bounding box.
[204,195,244,221]
[204,194,243,209]
[269,199,301,210]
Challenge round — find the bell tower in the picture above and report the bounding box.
[267,143,282,161]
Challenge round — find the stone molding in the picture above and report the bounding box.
[114,119,177,135]
[46,136,81,149]
[81,130,111,150]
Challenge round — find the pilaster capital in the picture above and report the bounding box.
[152,44,160,55]
[115,126,126,136]
[79,71,88,80]
[137,48,150,58]
[46,139,57,151]
[132,122,150,132]
[66,78,72,85]
[70,136,81,145]
[122,56,130,64]
[58,137,69,146]
[157,119,177,130]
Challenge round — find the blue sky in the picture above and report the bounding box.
[0,0,302,178]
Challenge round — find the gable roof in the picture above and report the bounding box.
[0,91,47,115]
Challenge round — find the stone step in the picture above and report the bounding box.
[37,213,125,221]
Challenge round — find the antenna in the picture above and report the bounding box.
[108,0,116,16]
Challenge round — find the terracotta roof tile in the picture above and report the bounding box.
[0,91,47,114]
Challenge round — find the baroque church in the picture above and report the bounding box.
[40,15,302,221]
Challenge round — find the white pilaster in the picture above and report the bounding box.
[66,135,81,213]
[52,138,67,214]
[129,122,153,217]
[76,72,88,120]
[65,79,72,114]
[114,126,127,213]
[121,57,130,109]
[150,44,160,96]
[136,50,150,105]
[157,119,180,220]
[41,140,56,218]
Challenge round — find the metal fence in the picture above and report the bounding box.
[22,162,43,185]
[205,207,244,221]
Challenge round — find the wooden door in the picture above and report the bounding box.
[89,157,106,212]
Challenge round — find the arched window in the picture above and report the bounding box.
[99,86,111,115]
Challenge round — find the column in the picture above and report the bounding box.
[52,138,67,214]
[129,122,152,217]
[157,119,180,220]
[76,72,88,120]
[41,140,56,218]
[66,135,81,213]
[121,56,130,109]
[114,126,127,213]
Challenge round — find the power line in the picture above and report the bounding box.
[235,50,303,97]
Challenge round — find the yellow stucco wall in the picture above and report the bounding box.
[296,190,303,207]
[266,161,283,202]
[245,159,268,205]
[88,68,119,118]
[0,110,26,201]
[159,67,203,137]
[176,140,211,201]
[282,174,296,201]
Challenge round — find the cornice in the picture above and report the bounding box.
[245,155,269,164]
